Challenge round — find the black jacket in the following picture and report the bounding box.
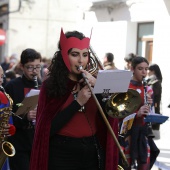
[5,75,41,151]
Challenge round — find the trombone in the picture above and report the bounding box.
[82,46,142,169]
[79,65,129,168]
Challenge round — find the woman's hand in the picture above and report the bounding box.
[27,107,37,121]
[76,85,91,106]
[137,104,150,117]
[79,69,96,87]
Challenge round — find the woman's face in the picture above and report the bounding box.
[68,48,89,80]
[131,62,149,82]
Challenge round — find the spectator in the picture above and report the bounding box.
[147,63,162,131]
[103,52,117,70]
[124,53,136,70]
[1,56,10,72]
[5,70,17,83]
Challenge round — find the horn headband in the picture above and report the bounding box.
[59,28,90,71]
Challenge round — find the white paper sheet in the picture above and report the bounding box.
[26,89,40,97]
[93,70,132,94]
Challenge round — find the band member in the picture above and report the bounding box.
[119,56,159,170]
[4,49,42,170]
[0,65,16,170]
[30,29,119,170]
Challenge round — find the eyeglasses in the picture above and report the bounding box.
[25,65,41,72]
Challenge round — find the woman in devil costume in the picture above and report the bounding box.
[30,29,119,170]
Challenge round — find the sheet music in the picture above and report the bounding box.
[15,89,40,116]
[26,89,40,97]
[120,113,136,135]
[93,70,132,94]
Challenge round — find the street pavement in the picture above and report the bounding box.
[151,107,170,170]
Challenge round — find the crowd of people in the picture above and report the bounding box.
[0,28,163,170]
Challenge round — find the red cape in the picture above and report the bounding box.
[30,79,119,170]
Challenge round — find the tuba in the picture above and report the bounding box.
[0,86,16,169]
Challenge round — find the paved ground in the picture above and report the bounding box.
[151,108,170,170]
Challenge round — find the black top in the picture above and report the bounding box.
[5,75,42,151]
[147,76,162,114]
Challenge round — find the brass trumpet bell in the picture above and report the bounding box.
[106,89,142,118]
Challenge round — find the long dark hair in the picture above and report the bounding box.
[149,64,163,82]
[45,30,86,98]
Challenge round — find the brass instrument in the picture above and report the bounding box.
[87,45,104,77]
[79,65,129,168]
[86,46,143,169]
[117,165,124,170]
[88,46,141,118]
[106,89,142,118]
[0,86,16,169]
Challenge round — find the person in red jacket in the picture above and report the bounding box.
[119,56,159,170]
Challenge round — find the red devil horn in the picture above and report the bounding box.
[60,28,67,49]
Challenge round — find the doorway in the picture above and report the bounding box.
[141,36,153,63]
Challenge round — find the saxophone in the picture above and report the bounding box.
[0,86,15,169]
